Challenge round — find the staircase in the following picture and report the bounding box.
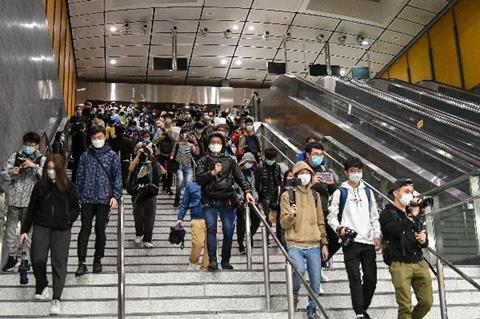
[0,191,479,318]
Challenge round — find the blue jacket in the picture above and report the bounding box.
[177,181,204,221]
[76,146,123,205]
[296,152,307,162]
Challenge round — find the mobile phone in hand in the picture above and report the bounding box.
[319,172,333,183]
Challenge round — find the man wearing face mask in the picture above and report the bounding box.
[327,157,381,319]
[197,132,255,271]
[280,161,329,319]
[238,117,261,162]
[74,126,123,277]
[380,179,432,319]
[1,132,46,272]
[296,136,317,162]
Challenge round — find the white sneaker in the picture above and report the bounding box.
[49,299,61,315]
[321,272,329,282]
[187,263,199,271]
[319,287,325,295]
[143,242,154,248]
[134,236,143,245]
[34,287,51,301]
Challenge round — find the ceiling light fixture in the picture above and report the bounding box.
[357,35,369,46]
[340,69,347,76]
[338,35,347,45]
[109,26,117,32]
[232,24,239,31]
[262,31,270,41]
[223,29,232,39]
[235,59,242,66]
[110,59,117,65]
[221,59,228,65]
[248,25,255,31]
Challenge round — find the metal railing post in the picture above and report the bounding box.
[261,225,271,310]
[285,262,295,319]
[436,258,448,319]
[245,204,253,270]
[117,197,125,319]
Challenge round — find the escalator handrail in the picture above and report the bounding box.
[421,170,480,196]
[248,202,330,319]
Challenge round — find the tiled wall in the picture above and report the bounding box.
[380,0,480,90]
[0,0,65,166]
[42,0,77,116]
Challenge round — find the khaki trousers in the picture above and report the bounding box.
[190,219,209,269]
[389,260,433,319]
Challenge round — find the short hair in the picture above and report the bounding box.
[305,142,324,154]
[245,117,254,125]
[23,132,41,145]
[88,126,106,137]
[344,157,364,171]
[306,136,316,143]
[180,128,190,135]
[264,148,277,160]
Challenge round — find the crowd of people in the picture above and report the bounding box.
[0,101,433,319]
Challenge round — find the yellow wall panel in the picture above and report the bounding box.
[454,0,480,89]
[429,11,461,87]
[407,34,432,83]
[46,0,55,40]
[53,0,62,66]
[388,55,409,82]
[58,0,68,95]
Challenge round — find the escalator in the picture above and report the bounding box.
[418,79,480,105]
[369,78,480,124]
[330,78,480,165]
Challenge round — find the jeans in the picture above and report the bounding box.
[343,242,378,315]
[204,201,235,263]
[133,197,156,242]
[77,203,110,263]
[175,164,193,201]
[288,246,322,315]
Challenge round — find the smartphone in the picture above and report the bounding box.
[318,172,333,183]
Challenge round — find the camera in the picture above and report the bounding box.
[410,196,434,210]
[338,227,357,247]
[285,178,302,189]
[409,196,433,233]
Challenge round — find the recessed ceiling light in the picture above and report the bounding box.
[221,59,228,65]
[232,24,239,31]
[248,25,255,31]
[110,59,117,65]
[340,69,347,76]
[109,26,117,32]
[235,59,242,66]
[361,39,369,46]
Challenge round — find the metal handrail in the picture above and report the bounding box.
[422,170,480,196]
[117,197,126,319]
[423,196,480,218]
[247,202,330,319]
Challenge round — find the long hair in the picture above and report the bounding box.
[41,154,69,192]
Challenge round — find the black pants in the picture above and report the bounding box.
[236,206,246,248]
[133,197,156,242]
[343,242,378,315]
[31,225,70,300]
[158,155,173,190]
[77,203,110,263]
[71,157,80,183]
[121,161,130,188]
[250,198,273,241]
[323,214,342,265]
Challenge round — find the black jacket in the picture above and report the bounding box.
[111,135,134,161]
[307,161,337,213]
[379,204,428,263]
[21,181,80,233]
[255,163,282,203]
[197,154,252,203]
[52,141,66,160]
[71,130,88,159]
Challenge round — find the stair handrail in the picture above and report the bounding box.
[247,202,330,319]
[421,170,480,196]
[117,197,126,319]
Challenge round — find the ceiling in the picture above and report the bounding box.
[68,0,452,88]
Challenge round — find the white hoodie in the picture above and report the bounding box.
[327,181,381,245]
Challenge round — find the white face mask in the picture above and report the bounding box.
[91,139,105,149]
[298,173,311,186]
[243,162,253,169]
[209,143,222,153]
[47,169,56,180]
[60,136,65,142]
[246,125,254,131]
[348,172,363,183]
[399,193,414,206]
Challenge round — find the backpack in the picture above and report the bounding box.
[337,186,372,223]
[286,188,319,208]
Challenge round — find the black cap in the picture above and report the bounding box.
[388,178,413,195]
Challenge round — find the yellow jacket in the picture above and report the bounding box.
[280,161,328,248]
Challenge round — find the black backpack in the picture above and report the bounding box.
[168,224,186,249]
[286,188,319,208]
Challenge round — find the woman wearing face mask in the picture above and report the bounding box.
[52,131,66,162]
[280,161,329,319]
[19,154,80,315]
[237,117,261,162]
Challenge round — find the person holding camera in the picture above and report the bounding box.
[280,161,329,319]
[328,157,381,319]
[197,132,255,272]
[19,154,80,315]
[171,128,200,207]
[128,142,163,248]
[380,179,433,319]
[1,132,46,272]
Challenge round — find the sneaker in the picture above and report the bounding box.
[207,261,219,272]
[34,287,51,301]
[363,311,372,319]
[173,199,180,207]
[143,242,154,248]
[220,260,234,270]
[239,245,246,255]
[134,236,143,245]
[319,287,325,295]
[92,259,102,274]
[2,256,18,272]
[49,299,61,315]
[321,271,329,282]
[187,263,199,271]
[75,263,88,277]
[307,312,320,319]
[293,295,299,311]
[166,189,174,195]
[355,315,366,319]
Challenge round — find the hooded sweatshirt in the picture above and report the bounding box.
[280,161,328,248]
[327,181,381,245]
